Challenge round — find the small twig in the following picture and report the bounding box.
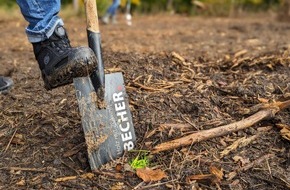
[220,135,259,157]
[132,82,164,92]
[63,143,85,157]
[61,160,80,175]
[0,167,47,172]
[3,129,17,153]
[180,115,198,130]
[266,158,272,175]
[227,154,275,180]
[133,181,145,190]
[55,173,94,182]
[240,154,275,171]
[146,123,192,139]
[250,174,288,188]
[93,169,124,179]
[135,179,178,190]
[55,176,78,182]
[152,100,290,153]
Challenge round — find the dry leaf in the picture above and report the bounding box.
[16,179,25,186]
[280,127,290,141]
[115,164,123,172]
[136,167,167,182]
[276,124,290,141]
[210,166,223,183]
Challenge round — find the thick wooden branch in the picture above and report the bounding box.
[151,100,290,154]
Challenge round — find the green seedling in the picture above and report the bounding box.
[129,151,149,169]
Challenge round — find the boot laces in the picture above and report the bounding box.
[49,37,71,54]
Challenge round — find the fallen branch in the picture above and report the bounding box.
[151,100,290,153]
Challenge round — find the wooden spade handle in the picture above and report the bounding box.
[84,0,100,32]
[84,0,105,98]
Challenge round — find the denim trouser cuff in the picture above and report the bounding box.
[26,17,64,43]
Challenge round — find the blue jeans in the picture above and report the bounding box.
[16,0,64,43]
[107,0,120,16]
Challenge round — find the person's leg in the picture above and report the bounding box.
[16,0,63,43]
[102,0,120,24]
[16,0,97,90]
[125,0,132,26]
[107,0,120,16]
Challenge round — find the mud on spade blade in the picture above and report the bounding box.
[74,73,135,170]
[73,0,136,170]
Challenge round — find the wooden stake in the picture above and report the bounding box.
[151,100,290,154]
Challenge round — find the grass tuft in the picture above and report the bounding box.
[129,151,150,169]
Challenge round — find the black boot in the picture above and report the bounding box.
[0,76,13,94]
[32,25,97,90]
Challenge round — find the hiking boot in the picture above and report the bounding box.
[32,25,97,90]
[0,76,13,94]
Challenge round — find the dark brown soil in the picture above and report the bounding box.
[0,12,289,190]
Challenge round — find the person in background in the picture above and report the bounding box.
[125,0,132,26]
[0,76,13,94]
[102,0,121,24]
[15,1,98,90]
[122,0,140,26]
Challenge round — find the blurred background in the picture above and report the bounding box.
[0,0,289,20]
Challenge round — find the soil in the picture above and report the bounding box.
[0,11,290,190]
